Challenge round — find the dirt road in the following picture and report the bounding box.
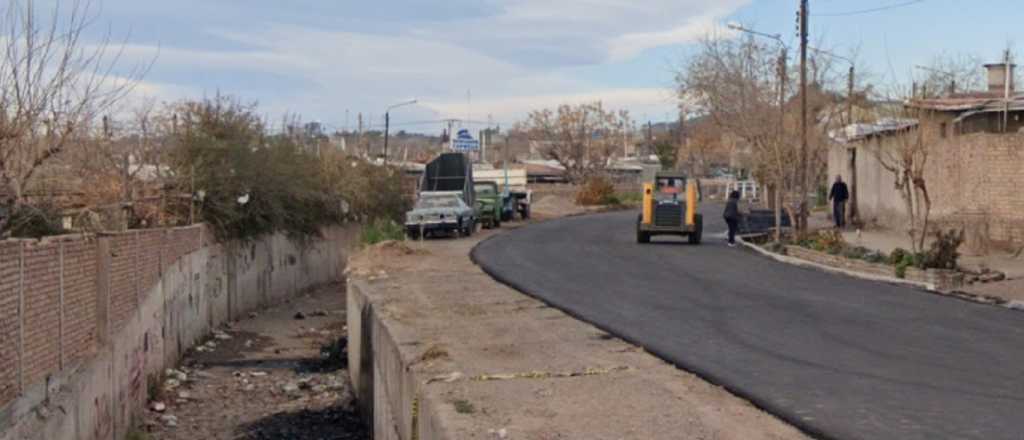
[142,283,367,440]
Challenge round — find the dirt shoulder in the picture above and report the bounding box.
[143,283,367,440]
[349,229,809,439]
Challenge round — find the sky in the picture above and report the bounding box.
[42,0,1024,134]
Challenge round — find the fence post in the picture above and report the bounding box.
[95,236,111,347]
[17,244,24,394]
[59,242,65,371]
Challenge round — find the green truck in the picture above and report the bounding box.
[473,181,502,229]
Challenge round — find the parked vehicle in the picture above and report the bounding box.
[636,171,703,244]
[473,167,531,221]
[421,152,475,206]
[407,152,478,239]
[405,192,476,239]
[473,181,502,229]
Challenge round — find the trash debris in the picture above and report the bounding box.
[294,311,307,320]
[160,414,178,427]
[250,371,268,377]
[426,371,464,384]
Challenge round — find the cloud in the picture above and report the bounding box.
[71,0,751,130]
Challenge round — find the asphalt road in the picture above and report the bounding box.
[472,206,1024,440]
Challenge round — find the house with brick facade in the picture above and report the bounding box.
[829,61,1024,252]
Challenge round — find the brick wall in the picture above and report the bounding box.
[0,242,21,405]
[0,226,203,411]
[108,234,138,335]
[836,133,1024,249]
[21,243,62,387]
[62,238,97,368]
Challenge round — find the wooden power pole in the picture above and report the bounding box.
[798,0,809,233]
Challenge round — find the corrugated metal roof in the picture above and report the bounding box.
[829,118,918,143]
[908,92,1024,112]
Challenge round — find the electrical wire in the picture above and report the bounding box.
[812,0,925,17]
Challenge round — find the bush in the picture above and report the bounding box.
[575,176,617,206]
[3,203,66,238]
[889,248,909,266]
[809,229,845,254]
[921,229,964,270]
[863,251,888,264]
[842,246,870,260]
[360,218,405,246]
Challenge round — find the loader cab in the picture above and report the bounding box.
[637,171,703,244]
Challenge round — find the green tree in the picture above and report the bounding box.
[653,140,679,169]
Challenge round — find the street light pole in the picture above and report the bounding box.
[383,99,417,165]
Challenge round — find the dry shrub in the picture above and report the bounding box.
[575,176,617,206]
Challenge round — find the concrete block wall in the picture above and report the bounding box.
[0,224,356,440]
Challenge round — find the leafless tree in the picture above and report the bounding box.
[865,111,936,253]
[915,53,985,98]
[517,102,632,182]
[0,0,147,234]
[677,33,852,239]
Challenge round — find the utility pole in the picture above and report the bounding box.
[798,0,809,233]
[647,121,653,156]
[383,100,417,165]
[776,46,788,241]
[357,113,364,158]
[1004,48,1012,133]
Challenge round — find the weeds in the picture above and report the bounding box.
[360,218,405,246]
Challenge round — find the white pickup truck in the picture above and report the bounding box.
[472,167,532,221]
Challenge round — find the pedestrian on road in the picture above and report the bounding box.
[828,175,850,229]
[723,190,741,247]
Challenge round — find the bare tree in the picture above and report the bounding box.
[915,53,985,98]
[865,113,935,253]
[677,33,852,239]
[517,102,631,182]
[0,0,146,234]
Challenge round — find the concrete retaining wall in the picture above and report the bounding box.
[348,280,444,440]
[0,225,357,440]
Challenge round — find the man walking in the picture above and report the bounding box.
[828,175,849,228]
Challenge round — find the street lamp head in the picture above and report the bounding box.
[726,22,743,31]
[387,99,418,112]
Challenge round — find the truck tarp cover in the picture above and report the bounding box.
[421,152,474,204]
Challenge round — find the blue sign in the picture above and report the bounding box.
[452,128,479,151]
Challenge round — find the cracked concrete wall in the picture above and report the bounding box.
[0,225,357,440]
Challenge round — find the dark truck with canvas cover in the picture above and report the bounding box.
[406,153,478,238]
[636,171,703,244]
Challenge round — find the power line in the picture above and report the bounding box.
[812,0,924,17]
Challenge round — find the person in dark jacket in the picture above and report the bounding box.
[723,190,741,247]
[828,175,850,228]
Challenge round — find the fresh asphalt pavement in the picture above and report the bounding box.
[472,205,1024,440]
